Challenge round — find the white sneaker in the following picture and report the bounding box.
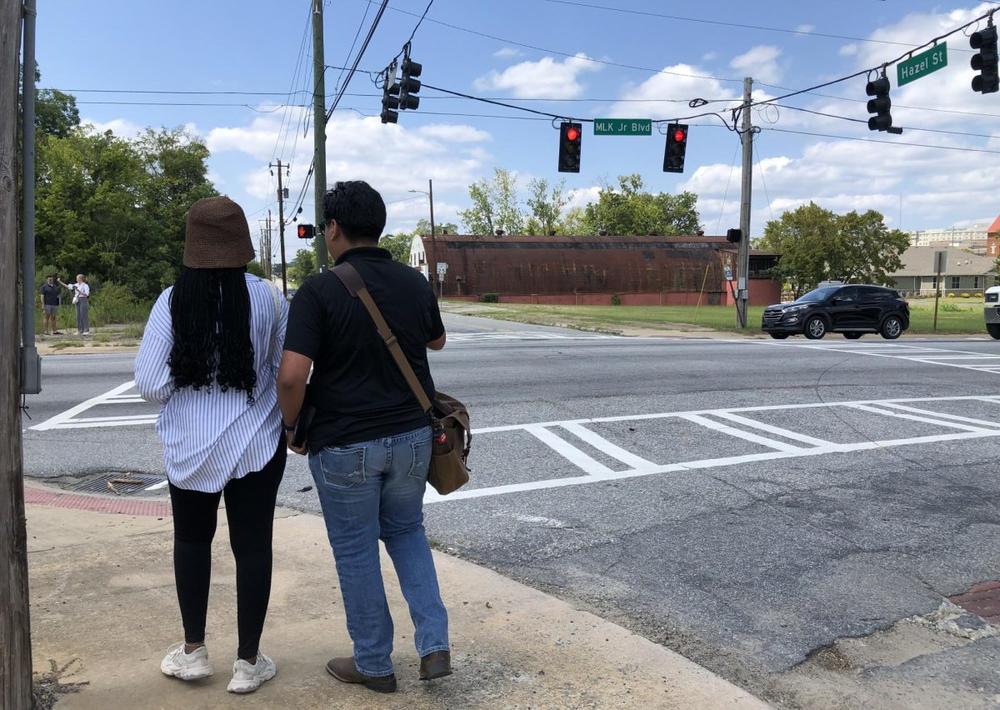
[227,652,277,694]
[160,642,213,680]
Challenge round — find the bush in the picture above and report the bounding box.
[610,293,622,306]
[479,293,500,303]
[939,302,962,312]
[90,282,151,326]
[960,292,971,298]
[946,292,956,298]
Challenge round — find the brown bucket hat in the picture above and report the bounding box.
[182,196,255,269]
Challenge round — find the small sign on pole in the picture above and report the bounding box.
[436,262,448,277]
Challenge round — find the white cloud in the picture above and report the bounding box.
[565,186,601,211]
[473,53,601,99]
[82,117,143,139]
[839,43,859,57]
[417,124,491,142]
[607,64,741,120]
[207,110,491,222]
[795,24,815,34]
[702,51,719,62]
[729,45,783,84]
[493,47,522,59]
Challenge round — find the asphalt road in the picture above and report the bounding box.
[22,315,1000,708]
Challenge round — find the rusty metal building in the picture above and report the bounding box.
[409,234,780,306]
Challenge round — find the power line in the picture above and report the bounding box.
[379,1,744,84]
[273,4,312,162]
[543,0,976,53]
[763,126,1000,155]
[326,1,388,121]
[749,7,998,109]
[403,0,434,46]
[769,103,1000,140]
[332,0,373,96]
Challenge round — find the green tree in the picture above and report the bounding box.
[34,125,217,301]
[247,261,266,278]
[380,232,414,263]
[35,88,80,138]
[580,174,700,236]
[288,249,317,285]
[758,203,908,297]
[458,168,524,235]
[829,210,910,285]
[525,178,566,235]
[758,202,838,298]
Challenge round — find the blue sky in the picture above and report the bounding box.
[37,0,1000,261]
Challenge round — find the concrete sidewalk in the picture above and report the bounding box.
[25,492,768,709]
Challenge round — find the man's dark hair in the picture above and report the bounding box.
[323,180,386,243]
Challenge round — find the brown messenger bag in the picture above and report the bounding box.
[332,262,471,495]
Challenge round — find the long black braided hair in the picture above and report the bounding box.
[168,267,256,400]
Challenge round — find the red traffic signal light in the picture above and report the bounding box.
[558,121,582,173]
[297,224,315,239]
[663,122,689,173]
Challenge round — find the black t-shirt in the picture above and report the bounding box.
[40,283,60,306]
[284,246,445,452]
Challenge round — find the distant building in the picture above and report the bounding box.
[907,223,991,255]
[891,246,997,296]
[409,234,781,306]
[986,215,1000,258]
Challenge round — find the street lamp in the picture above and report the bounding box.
[409,179,439,297]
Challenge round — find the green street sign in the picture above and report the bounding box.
[897,43,947,86]
[594,118,652,136]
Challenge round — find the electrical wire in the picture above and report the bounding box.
[770,103,1000,140]
[762,126,1000,155]
[326,1,388,121]
[332,0,373,96]
[543,0,976,54]
[377,1,744,84]
[749,7,998,110]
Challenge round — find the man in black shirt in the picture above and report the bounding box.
[40,275,62,335]
[277,181,450,694]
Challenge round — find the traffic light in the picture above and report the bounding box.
[399,55,422,111]
[726,228,742,243]
[381,65,400,124]
[866,76,893,132]
[297,224,315,239]
[971,26,999,94]
[663,123,688,173]
[558,121,582,173]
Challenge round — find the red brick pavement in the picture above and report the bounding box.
[24,485,172,517]
[949,580,1000,625]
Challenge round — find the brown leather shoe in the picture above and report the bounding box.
[325,657,397,693]
[419,650,452,680]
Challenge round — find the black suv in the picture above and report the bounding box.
[762,284,909,340]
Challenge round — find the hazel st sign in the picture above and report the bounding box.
[594,118,652,136]
[897,43,948,86]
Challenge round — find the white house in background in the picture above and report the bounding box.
[907,224,991,255]
[891,246,997,296]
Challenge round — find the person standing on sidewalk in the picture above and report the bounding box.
[40,274,62,335]
[59,273,90,335]
[277,181,451,694]
[134,196,288,695]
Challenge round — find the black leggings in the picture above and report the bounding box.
[168,437,286,660]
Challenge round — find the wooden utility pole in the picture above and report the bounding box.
[1,0,34,707]
[736,76,754,329]
[270,161,288,298]
[312,0,328,271]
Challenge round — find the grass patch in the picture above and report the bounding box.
[447,299,994,336]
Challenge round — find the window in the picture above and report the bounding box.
[950,276,960,290]
[974,276,981,289]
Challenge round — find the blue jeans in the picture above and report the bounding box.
[309,425,449,677]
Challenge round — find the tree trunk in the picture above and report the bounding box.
[0,1,33,708]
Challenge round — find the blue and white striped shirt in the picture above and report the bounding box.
[134,274,288,493]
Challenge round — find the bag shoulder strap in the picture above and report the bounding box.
[332,262,434,414]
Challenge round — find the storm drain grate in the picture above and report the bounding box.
[70,472,165,496]
[949,580,1000,625]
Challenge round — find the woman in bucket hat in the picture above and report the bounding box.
[135,196,288,694]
